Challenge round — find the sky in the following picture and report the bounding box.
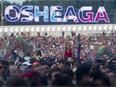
[4,0,26,5]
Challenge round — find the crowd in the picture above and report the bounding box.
[0,31,115,87]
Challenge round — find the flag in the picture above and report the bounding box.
[15,35,19,39]
[97,46,105,54]
[6,42,10,47]
[77,34,81,67]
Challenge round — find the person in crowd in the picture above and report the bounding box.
[48,67,63,81]
[0,60,10,85]
[63,68,74,80]
[76,63,91,85]
[77,81,98,87]
[64,43,73,59]
[91,70,111,87]
[24,52,31,62]
[64,43,74,67]
[7,75,27,87]
[21,71,45,86]
[51,74,73,86]
[0,77,4,86]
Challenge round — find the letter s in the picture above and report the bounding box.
[21,5,33,22]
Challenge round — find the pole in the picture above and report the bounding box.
[77,34,81,67]
[1,0,3,26]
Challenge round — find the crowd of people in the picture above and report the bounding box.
[0,31,115,87]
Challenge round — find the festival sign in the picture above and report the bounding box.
[4,5,110,23]
[2,0,115,25]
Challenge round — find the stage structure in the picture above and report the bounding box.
[0,0,115,36]
[0,24,116,37]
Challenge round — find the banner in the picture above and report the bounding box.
[1,0,115,25]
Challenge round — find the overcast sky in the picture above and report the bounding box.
[4,0,26,5]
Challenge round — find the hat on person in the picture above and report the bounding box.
[23,61,32,66]
[33,61,39,66]
[67,57,74,62]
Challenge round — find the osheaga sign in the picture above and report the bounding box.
[4,5,110,23]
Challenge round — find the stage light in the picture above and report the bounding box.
[94,26,97,31]
[109,25,112,30]
[99,26,102,31]
[78,26,81,31]
[104,25,107,31]
[73,26,76,31]
[57,26,61,31]
[83,26,87,31]
[89,26,92,31]
[20,27,24,32]
[62,26,66,31]
[26,27,29,32]
[0,28,3,32]
[36,27,40,32]
[52,26,55,31]
[114,25,116,30]
[41,27,45,32]
[30,27,34,32]
[47,27,50,31]
[4,27,8,32]
[68,26,71,31]
[10,28,13,32]
[15,27,19,32]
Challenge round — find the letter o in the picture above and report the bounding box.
[4,5,20,22]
